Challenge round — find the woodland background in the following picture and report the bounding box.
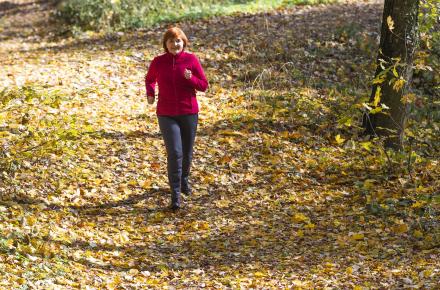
[0,0,439,288]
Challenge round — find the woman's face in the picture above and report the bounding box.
[166,37,184,55]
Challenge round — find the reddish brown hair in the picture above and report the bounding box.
[162,27,189,52]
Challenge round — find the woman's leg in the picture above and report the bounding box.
[158,116,183,207]
[178,114,198,193]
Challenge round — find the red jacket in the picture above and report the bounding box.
[145,51,208,116]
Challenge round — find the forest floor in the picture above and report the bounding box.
[0,0,439,288]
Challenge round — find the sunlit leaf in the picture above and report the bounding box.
[387,16,395,32]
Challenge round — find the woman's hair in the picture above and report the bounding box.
[162,27,189,52]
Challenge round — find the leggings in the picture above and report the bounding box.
[158,114,198,195]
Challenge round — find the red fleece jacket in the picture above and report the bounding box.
[145,51,208,116]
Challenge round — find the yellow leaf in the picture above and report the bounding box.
[346,267,353,274]
[219,155,232,164]
[352,233,364,240]
[297,230,304,237]
[292,213,310,223]
[373,86,381,106]
[391,68,397,80]
[401,93,416,104]
[25,215,37,226]
[290,132,302,139]
[150,212,165,223]
[422,269,433,278]
[424,235,433,243]
[292,279,306,287]
[128,179,138,186]
[360,141,372,152]
[413,230,423,238]
[393,79,405,91]
[215,199,230,208]
[146,278,160,285]
[218,129,244,136]
[18,244,36,255]
[393,223,409,234]
[254,272,265,278]
[363,179,375,190]
[372,74,385,84]
[412,200,426,209]
[268,155,281,165]
[280,131,289,138]
[140,179,152,189]
[6,239,14,249]
[118,231,130,244]
[202,173,215,184]
[387,16,394,32]
[102,170,113,181]
[335,134,345,145]
[304,223,315,229]
[107,275,122,290]
[129,268,139,275]
[56,277,79,287]
[150,162,161,171]
[198,221,210,230]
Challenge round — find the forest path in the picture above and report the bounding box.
[1,0,438,288]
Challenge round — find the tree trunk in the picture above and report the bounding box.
[363,0,420,149]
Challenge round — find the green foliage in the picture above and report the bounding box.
[282,0,335,4]
[53,0,336,32]
[54,0,263,31]
[405,0,440,156]
[413,0,439,98]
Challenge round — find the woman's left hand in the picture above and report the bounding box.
[184,69,192,80]
[147,96,155,104]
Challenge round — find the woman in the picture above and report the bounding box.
[145,27,208,210]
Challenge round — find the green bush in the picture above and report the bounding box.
[411,0,440,141]
[54,0,255,31]
[53,0,335,32]
[282,0,335,4]
[415,0,439,96]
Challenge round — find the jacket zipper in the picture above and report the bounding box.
[173,56,177,113]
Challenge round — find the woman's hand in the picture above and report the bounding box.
[184,69,192,80]
[147,96,155,104]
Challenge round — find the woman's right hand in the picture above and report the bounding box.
[184,69,192,80]
[147,96,155,104]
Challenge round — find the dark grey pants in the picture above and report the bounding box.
[158,114,198,197]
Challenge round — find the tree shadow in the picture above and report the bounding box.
[0,0,61,42]
[86,128,162,140]
[2,186,168,211]
[0,0,56,16]
[8,2,382,53]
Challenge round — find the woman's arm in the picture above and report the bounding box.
[187,55,208,92]
[145,58,158,98]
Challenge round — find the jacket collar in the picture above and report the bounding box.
[166,50,184,59]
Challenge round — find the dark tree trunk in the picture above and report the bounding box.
[363,0,420,149]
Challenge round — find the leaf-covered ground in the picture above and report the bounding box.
[0,0,439,288]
